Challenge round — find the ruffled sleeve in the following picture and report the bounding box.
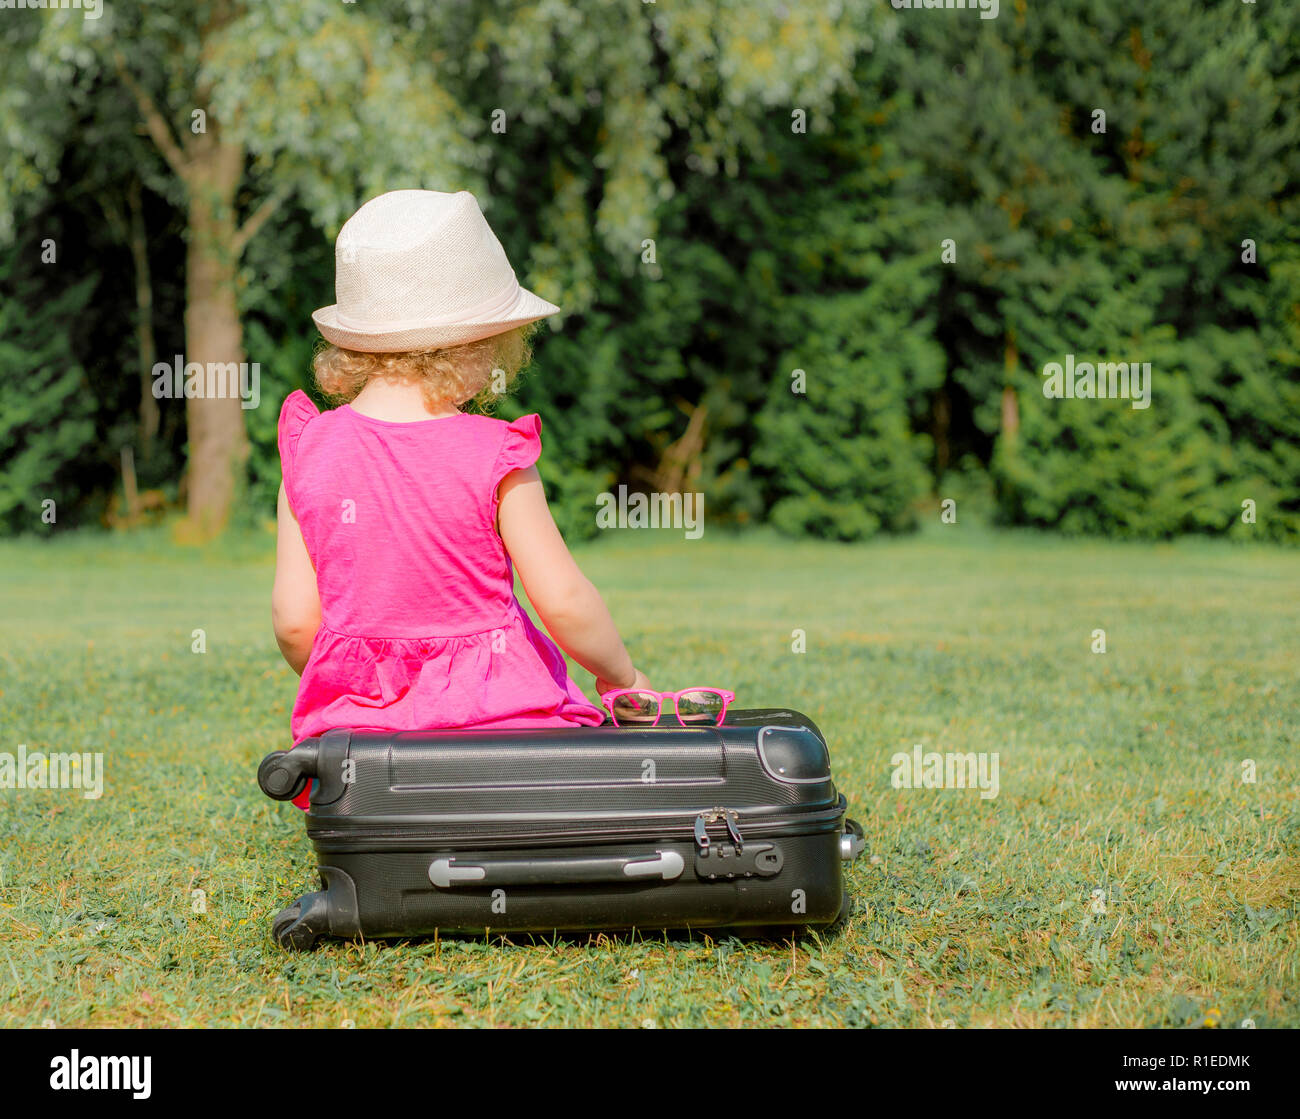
[493,413,543,480]
[278,390,320,512]
[490,413,543,507]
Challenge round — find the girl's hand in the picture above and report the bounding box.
[596,667,652,696]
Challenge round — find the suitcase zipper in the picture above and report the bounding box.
[693,807,744,852]
[307,799,844,850]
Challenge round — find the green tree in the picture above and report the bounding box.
[882,0,1300,537]
[2,1,479,536]
[753,74,945,539]
[0,242,96,533]
[2,0,875,538]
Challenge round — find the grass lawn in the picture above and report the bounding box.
[0,521,1296,1028]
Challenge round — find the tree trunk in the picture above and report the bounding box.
[182,132,249,540]
[126,180,160,451]
[933,385,951,476]
[1001,329,1020,445]
[113,1,276,541]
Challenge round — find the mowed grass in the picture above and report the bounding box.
[0,521,1296,1028]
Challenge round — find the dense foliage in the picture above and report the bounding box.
[0,1,1296,541]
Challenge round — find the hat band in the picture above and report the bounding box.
[334,278,523,332]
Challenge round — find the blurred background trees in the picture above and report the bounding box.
[1,0,1296,542]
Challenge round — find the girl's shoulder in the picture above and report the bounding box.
[433,411,543,466]
[276,392,543,469]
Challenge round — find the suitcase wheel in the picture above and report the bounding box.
[272,892,330,951]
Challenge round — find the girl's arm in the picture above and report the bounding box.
[272,481,322,675]
[497,466,649,695]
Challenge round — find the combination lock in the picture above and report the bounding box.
[694,840,784,879]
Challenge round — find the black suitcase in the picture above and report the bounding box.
[257,708,864,949]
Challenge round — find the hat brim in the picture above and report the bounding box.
[311,286,561,353]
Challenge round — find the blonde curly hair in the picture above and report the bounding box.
[312,323,539,414]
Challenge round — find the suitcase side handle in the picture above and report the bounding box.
[428,850,685,888]
[257,730,351,804]
[257,743,318,801]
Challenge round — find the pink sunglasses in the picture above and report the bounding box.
[601,687,736,727]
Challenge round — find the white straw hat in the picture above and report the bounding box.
[311,189,561,352]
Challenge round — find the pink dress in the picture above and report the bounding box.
[277,390,605,809]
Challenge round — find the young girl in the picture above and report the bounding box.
[272,189,650,809]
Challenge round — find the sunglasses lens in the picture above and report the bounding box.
[676,689,726,724]
[609,691,661,726]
